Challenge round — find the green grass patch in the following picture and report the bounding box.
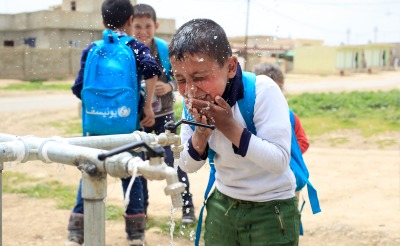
[44,90,399,139]
[174,100,183,121]
[47,117,82,136]
[287,90,400,136]
[105,204,125,220]
[327,137,349,147]
[147,215,198,241]
[375,139,397,149]
[2,81,71,91]
[2,171,196,242]
[3,171,77,209]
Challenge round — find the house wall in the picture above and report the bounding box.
[0,47,81,80]
[293,44,398,75]
[0,0,176,80]
[293,46,337,74]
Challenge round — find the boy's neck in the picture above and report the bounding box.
[112,29,127,36]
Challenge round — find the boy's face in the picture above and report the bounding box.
[171,53,237,103]
[132,16,158,45]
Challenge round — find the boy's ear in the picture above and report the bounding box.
[227,56,238,79]
[155,22,160,32]
[126,15,134,27]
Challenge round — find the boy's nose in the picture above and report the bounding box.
[185,81,198,96]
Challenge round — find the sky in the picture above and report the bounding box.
[1,0,399,46]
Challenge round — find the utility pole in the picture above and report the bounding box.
[374,26,378,43]
[243,0,250,71]
[346,28,351,45]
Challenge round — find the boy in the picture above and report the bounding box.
[170,19,300,245]
[132,3,196,224]
[253,62,310,154]
[66,1,161,246]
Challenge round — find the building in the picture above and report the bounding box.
[293,43,400,75]
[229,35,324,73]
[0,0,176,80]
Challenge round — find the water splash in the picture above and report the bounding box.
[169,206,176,246]
[189,230,196,241]
[173,158,179,171]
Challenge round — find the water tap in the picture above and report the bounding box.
[98,140,185,208]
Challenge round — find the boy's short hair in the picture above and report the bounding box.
[169,19,232,67]
[133,3,157,23]
[253,62,285,90]
[101,0,133,29]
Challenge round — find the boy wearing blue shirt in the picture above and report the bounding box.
[66,1,161,245]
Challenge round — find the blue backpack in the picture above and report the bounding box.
[81,29,140,135]
[184,72,321,245]
[154,37,172,82]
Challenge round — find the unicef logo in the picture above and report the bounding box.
[118,106,131,117]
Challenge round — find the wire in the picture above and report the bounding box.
[278,0,400,6]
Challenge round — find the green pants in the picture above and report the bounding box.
[204,189,300,246]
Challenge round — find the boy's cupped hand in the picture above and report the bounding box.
[186,95,235,133]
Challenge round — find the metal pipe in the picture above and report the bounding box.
[0,130,181,163]
[0,131,186,246]
[0,141,26,162]
[37,140,106,171]
[0,133,18,142]
[65,131,159,150]
[37,140,185,208]
[82,172,107,246]
[132,160,185,208]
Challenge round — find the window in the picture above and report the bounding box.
[24,37,36,48]
[69,40,79,48]
[71,1,76,11]
[4,40,14,47]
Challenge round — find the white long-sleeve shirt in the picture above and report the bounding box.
[178,73,296,202]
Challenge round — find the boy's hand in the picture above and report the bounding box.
[188,96,243,147]
[186,101,212,156]
[188,96,234,131]
[155,81,172,96]
[141,106,155,127]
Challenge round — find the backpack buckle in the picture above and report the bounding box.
[108,34,114,43]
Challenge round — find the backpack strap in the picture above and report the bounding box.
[182,100,217,246]
[194,148,216,246]
[154,37,172,81]
[289,110,321,214]
[102,29,118,44]
[238,72,257,135]
[119,35,135,45]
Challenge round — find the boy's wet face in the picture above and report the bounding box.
[171,54,229,103]
[132,16,157,45]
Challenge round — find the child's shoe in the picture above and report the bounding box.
[64,212,84,246]
[124,213,146,246]
[182,206,196,224]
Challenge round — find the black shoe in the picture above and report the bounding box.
[182,206,196,224]
[124,214,146,246]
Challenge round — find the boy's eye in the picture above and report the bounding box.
[177,79,186,84]
[193,77,205,82]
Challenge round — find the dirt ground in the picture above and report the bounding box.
[1,71,400,245]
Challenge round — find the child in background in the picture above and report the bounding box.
[170,19,300,245]
[132,3,196,224]
[253,62,310,154]
[66,0,161,245]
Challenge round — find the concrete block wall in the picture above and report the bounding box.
[0,47,81,80]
